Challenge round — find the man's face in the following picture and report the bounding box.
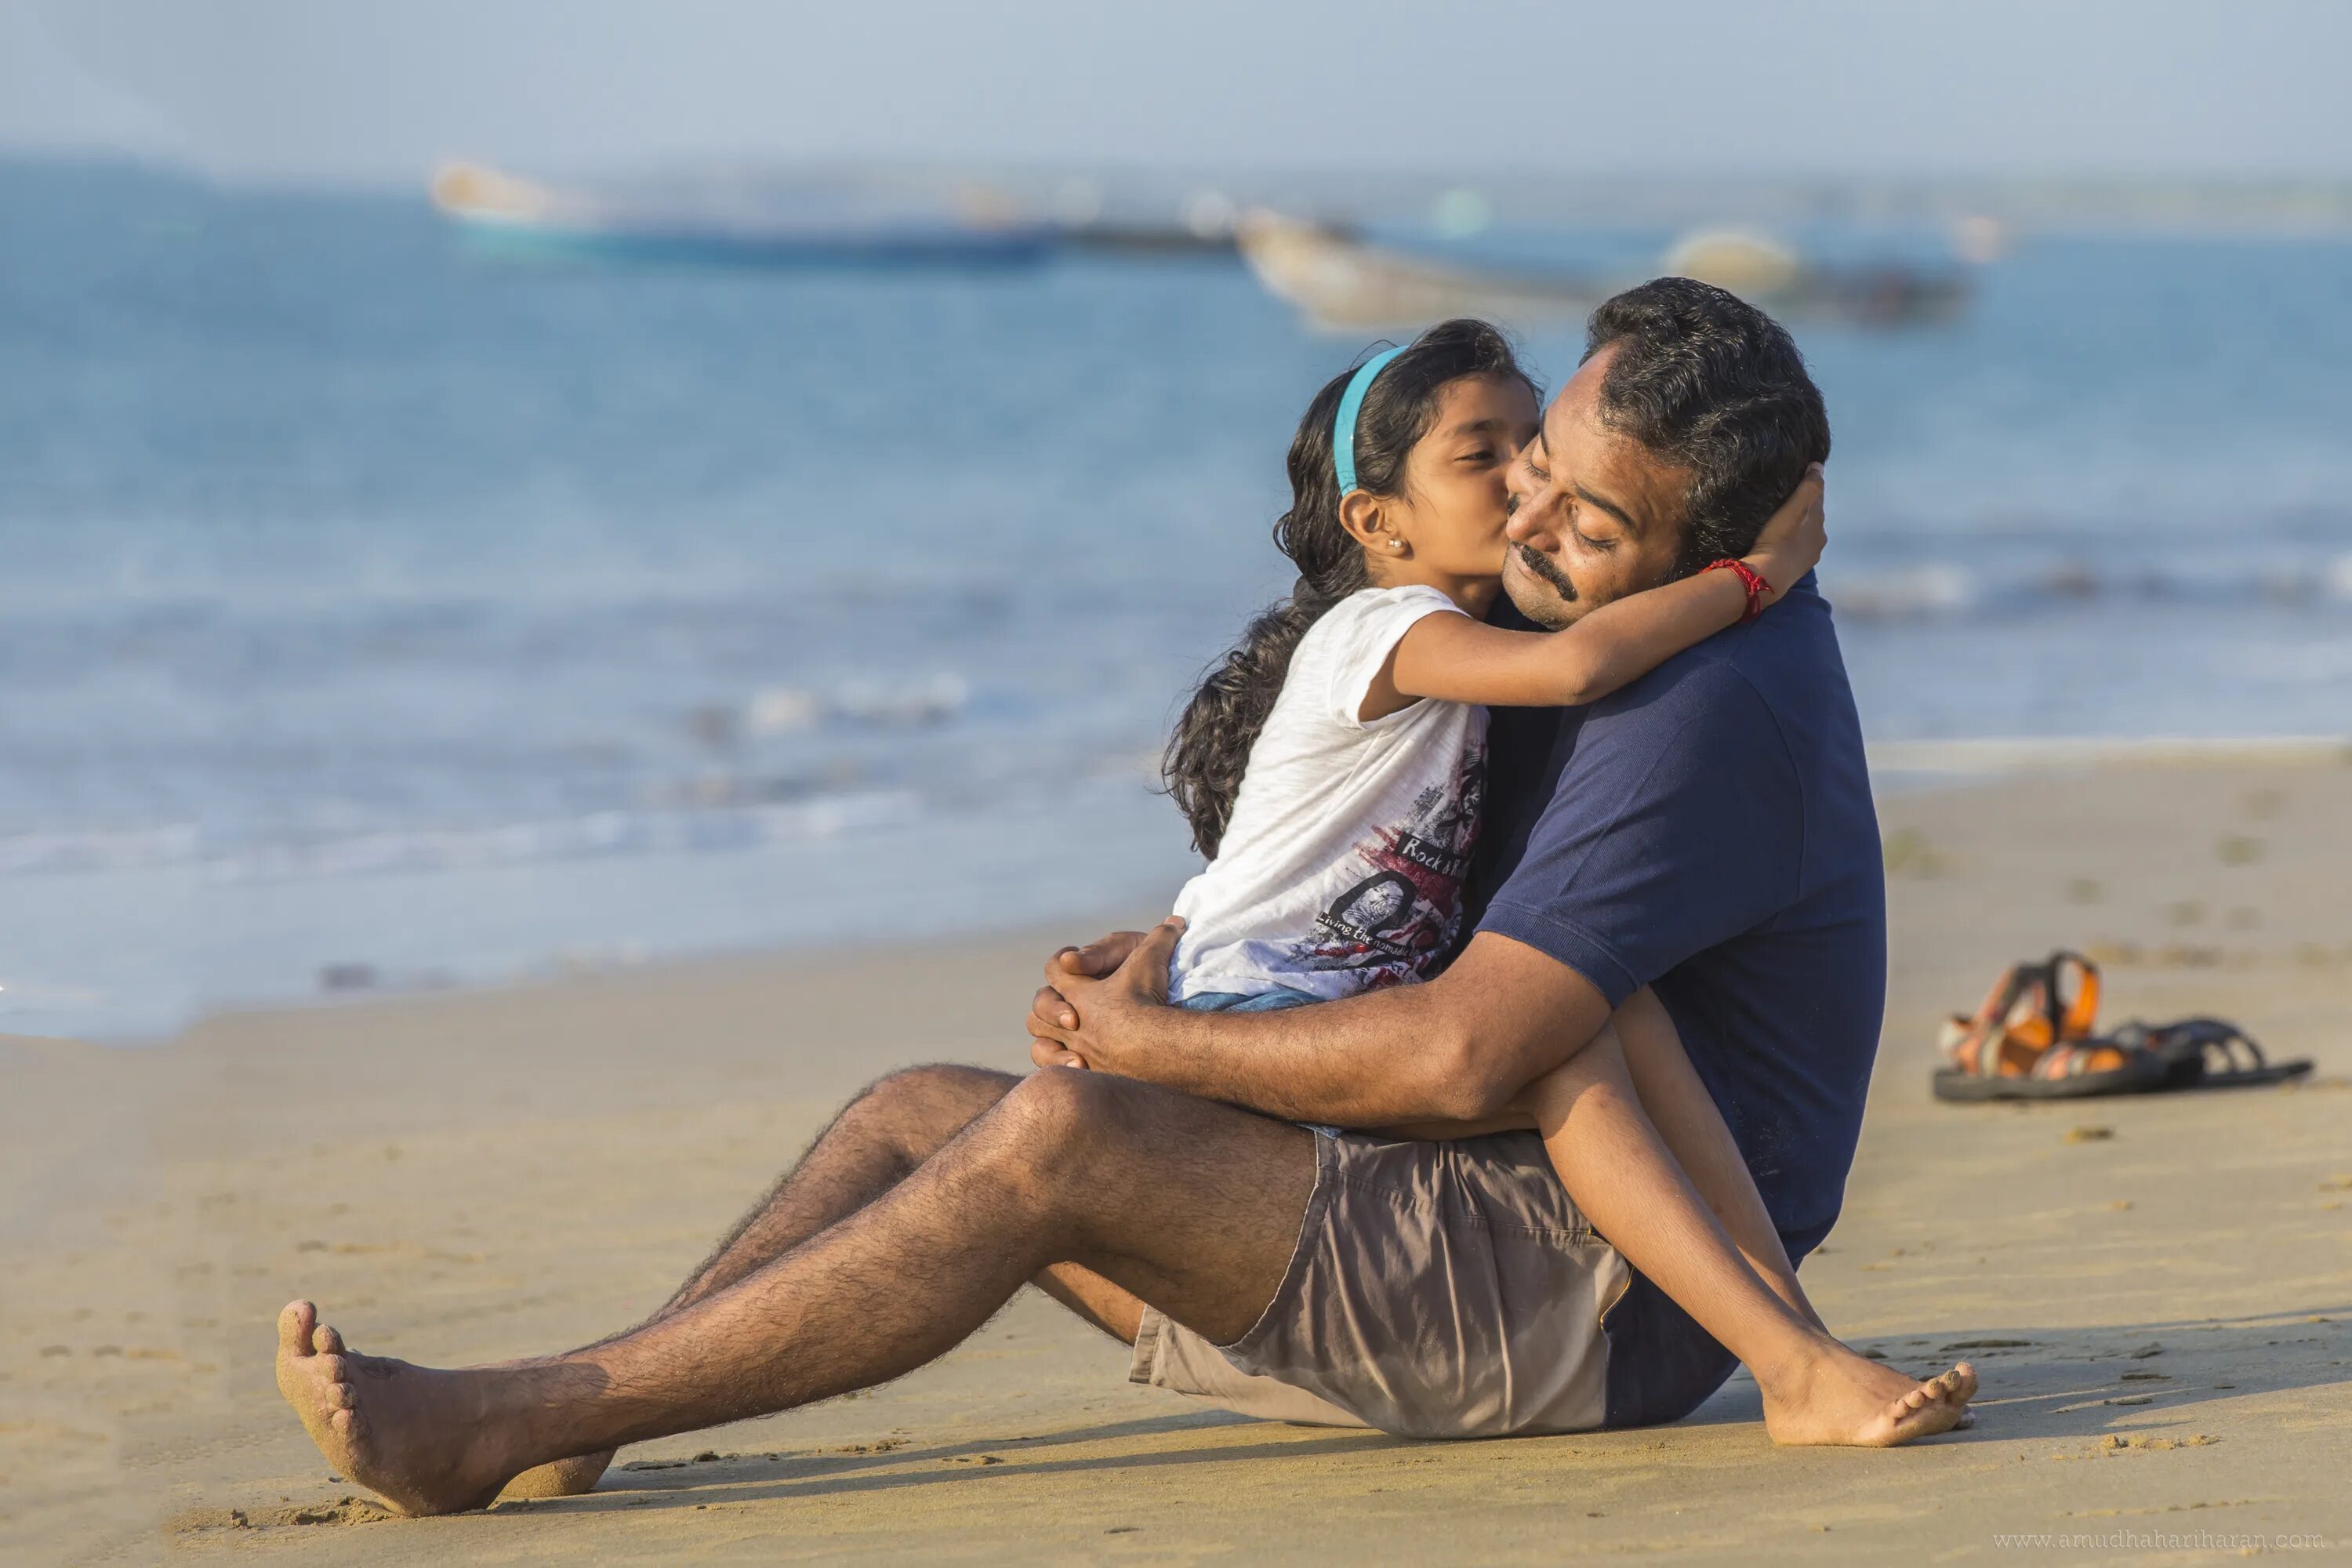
[1501,344,1691,630]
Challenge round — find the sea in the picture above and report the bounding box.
[5,160,2352,1040]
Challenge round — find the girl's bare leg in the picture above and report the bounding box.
[1608,989,1821,1328]
[1524,1026,1974,1446]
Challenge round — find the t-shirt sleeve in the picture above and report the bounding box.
[1478,660,1805,1006]
[1319,586,1468,729]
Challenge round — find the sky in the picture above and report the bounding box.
[2,0,2348,186]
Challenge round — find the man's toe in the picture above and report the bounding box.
[279,1301,318,1356]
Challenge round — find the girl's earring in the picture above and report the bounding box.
[1386,539,1404,550]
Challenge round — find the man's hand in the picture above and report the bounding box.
[1026,918,1182,1072]
[1026,927,1149,1066]
[1025,928,1611,1126]
[1744,462,1827,601]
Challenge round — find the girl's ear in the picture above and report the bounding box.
[1338,489,1392,554]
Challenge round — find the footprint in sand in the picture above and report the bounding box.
[172,1498,396,1533]
[2100,1433,2220,1453]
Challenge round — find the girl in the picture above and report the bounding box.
[1145,318,1972,1446]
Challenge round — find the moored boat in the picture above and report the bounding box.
[1238,212,1602,332]
[430,162,1055,269]
[1240,211,1970,334]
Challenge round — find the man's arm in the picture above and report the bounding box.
[1034,655,1807,1123]
[1028,922,1613,1126]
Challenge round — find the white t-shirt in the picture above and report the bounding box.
[1170,584,1486,1004]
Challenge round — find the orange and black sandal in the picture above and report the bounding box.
[1932,950,2168,1102]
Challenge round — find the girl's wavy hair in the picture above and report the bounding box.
[1163,318,1533,858]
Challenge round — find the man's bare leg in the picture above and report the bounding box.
[506,1065,1145,1498]
[277,1070,1309,1516]
[1526,1029,1975,1447]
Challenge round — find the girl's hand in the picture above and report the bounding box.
[1744,463,1827,600]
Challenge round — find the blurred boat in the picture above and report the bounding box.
[430,162,1055,269]
[1239,212,1604,332]
[1058,220,1240,256]
[1663,230,1971,328]
[1949,212,2011,266]
[1241,212,1969,333]
[1049,185,1251,256]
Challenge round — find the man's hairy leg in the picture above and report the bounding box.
[275,1071,1313,1516]
[507,1065,1145,1498]
[1526,1029,1975,1448]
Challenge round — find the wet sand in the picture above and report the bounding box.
[5,761,2350,1564]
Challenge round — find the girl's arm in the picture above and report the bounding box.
[1371,466,1824,716]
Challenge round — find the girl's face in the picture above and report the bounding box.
[1374,374,1542,588]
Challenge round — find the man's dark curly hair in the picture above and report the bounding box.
[1582,278,1831,579]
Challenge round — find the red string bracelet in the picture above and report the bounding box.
[1700,557,1770,624]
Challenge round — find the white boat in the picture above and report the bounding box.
[1240,212,1968,334]
[1238,212,1600,332]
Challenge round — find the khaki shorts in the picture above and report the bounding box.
[1129,1128,1631,1439]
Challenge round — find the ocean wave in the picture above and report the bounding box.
[2328,554,2352,603]
[217,792,925,882]
[0,824,204,875]
[692,675,970,746]
[1826,556,2352,621]
[1823,565,1976,619]
[0,792,925,883]
[833,673,969,726]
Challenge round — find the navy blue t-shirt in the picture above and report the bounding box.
[1464,575,1886,1427]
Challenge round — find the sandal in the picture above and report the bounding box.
[2101,1017,2313,1091]
[1932,951,2168,1102]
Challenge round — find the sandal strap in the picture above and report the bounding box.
[2031,1040,2139,1080]
[1944,961,2042,1074]
[2114,1018,2267,1072]
[2042,949,2102,1041]
[1941,952,2108,1078]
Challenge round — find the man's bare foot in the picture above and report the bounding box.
[274,1301,524,1515]
[1759,1341,1977,1447]
[501,1450,614,1501]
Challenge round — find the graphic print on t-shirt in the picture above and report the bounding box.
[1164,584,1491,1006]
[1286,742,1484,989]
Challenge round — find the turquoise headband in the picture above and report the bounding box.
[1331,345,1407,495]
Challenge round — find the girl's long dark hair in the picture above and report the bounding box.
[1163,318,1533,858]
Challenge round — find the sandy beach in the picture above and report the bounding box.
[5,760,2350,1565]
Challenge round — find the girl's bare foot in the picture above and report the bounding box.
[1759,1341,1977,1447]
[274,1300,524,1516]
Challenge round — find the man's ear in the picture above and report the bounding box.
[1338,489,1391,553]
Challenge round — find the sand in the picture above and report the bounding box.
[5,761,2350,1565]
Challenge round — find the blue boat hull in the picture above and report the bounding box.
[447,213,1055,270]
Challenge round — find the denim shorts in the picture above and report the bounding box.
[1178,986,1319,1014]
[1178,986,1327,1131]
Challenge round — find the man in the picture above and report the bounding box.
[273,281,1955,1519]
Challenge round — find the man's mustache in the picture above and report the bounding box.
[1514,544,1578,600]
